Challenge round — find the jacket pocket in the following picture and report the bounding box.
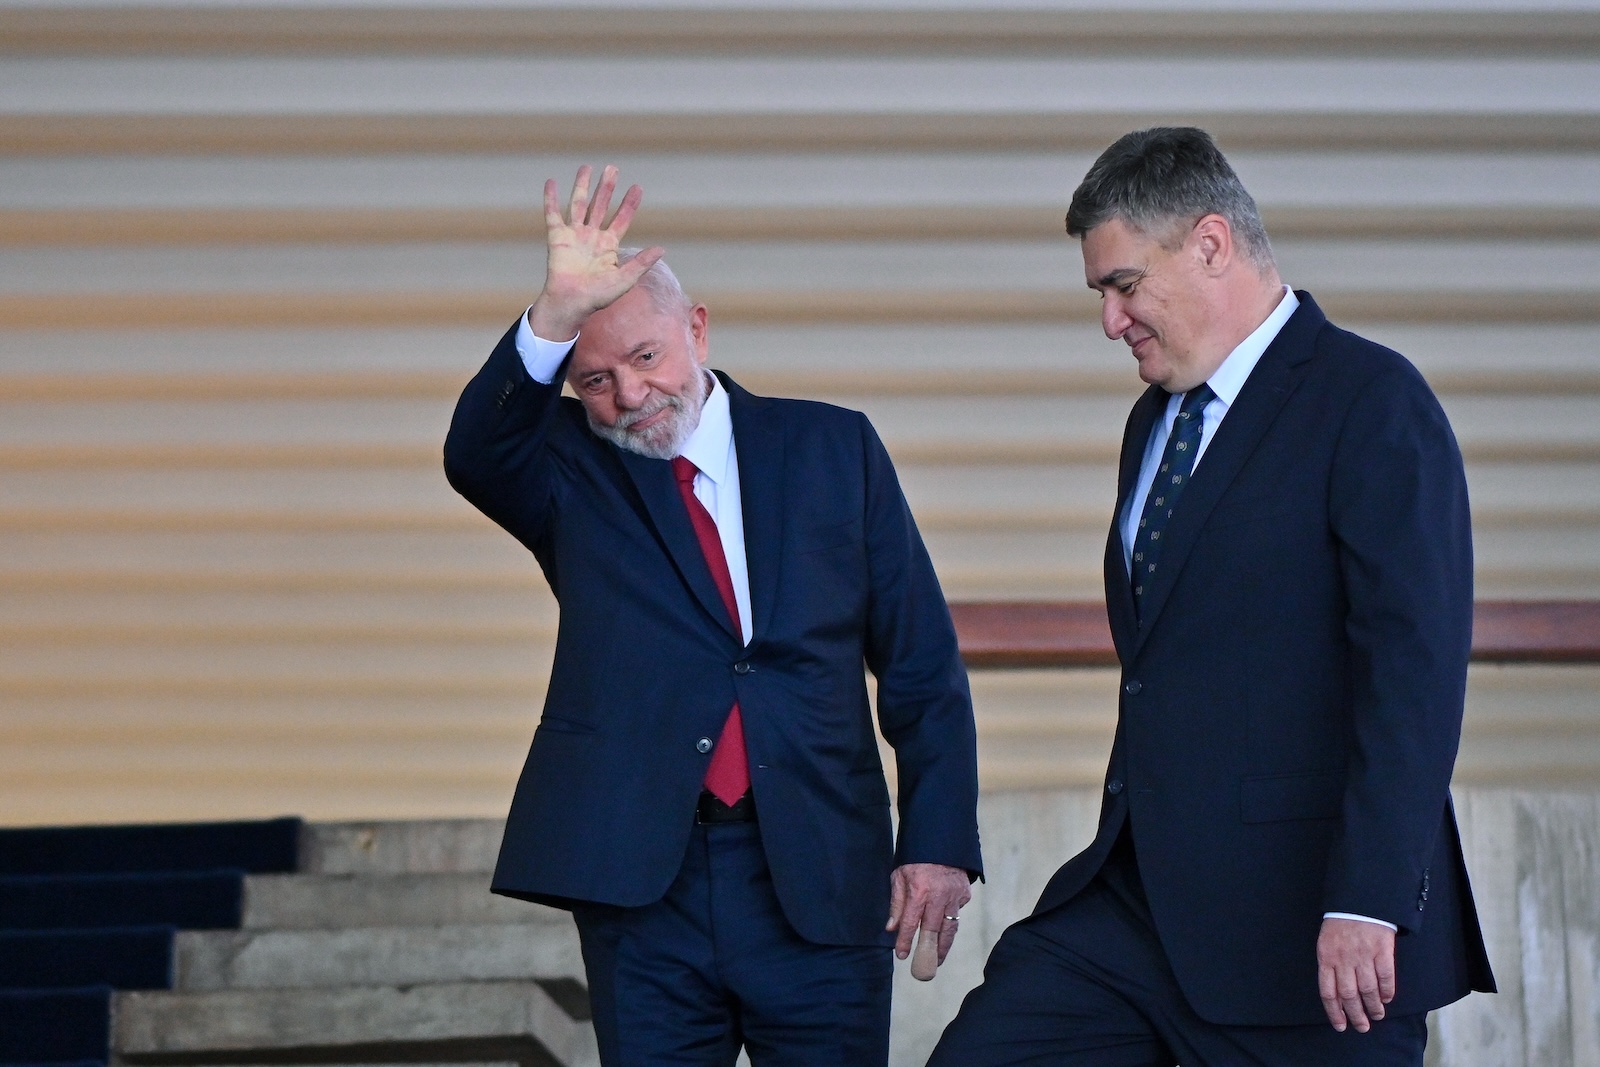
[535,713,599,736]
[848,769,892,808]
[1204,499,1298,533]
[1240,770,1344,824]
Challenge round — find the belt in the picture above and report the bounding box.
[695,790,756,824]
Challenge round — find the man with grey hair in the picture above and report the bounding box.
[929,128,1493,1065]
[444,166,981,1065]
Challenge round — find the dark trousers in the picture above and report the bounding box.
[571,819,892,1067]
[929,840,1428,1067]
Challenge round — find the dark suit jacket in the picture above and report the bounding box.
[1034,292,1495,1025]
[443,322,982,947]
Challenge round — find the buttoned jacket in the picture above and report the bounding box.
[444,321,982,946]
[1034,292,1496,1024]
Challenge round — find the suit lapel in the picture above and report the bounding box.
[615,445,741,643]
[1105,385,1168,662]
[1127,296,1324,656]
[723,373,784,645]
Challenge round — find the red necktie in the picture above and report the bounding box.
[671,456,751,806]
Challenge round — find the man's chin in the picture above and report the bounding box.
[1133,355,1180,391]
[592,416,688,460]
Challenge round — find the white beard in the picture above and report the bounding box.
[587,371,708,460]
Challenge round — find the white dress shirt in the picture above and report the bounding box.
[1120,287,1299,574]
[1110,288,1395,933]
[515,316,753,645]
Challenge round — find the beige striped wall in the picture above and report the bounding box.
[3,1,1599,825]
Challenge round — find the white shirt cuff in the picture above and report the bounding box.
[1324,912,1399,932]
[514,306,577,384]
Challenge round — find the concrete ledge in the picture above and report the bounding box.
[114,980,598,1067]
[1431,790,1600,1066]
[174,921,584,992]
[299,820,503,875]
[242,873,562,930]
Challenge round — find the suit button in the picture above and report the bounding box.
[1106,779,1124,795]
[1124,680,1142,695]
[733,661,752,675]
[696,737,713,754]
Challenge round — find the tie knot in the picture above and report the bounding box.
[671,455,699,485]
[1180,383,1216,419]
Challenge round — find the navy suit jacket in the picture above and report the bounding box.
[444,322,982,947]
[1034,293,1495,1025]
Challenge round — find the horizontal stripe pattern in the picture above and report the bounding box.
[1,0,1597,823]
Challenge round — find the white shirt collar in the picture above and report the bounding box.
[1205,286,1298,406]
[676,369,733,482]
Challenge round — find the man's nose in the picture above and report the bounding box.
[614,370,649,410]
[1101,296,1131,341]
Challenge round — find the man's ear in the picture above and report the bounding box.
[688,304,710,365]
[1191,214,1235,276]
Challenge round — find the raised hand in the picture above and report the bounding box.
[526,164,665,342]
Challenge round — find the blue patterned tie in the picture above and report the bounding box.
[1131,383,1216,619]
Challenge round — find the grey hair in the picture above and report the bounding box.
[1066,127,1275,272]
[617,247,693,316]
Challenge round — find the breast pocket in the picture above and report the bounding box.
[1205,498,1298,534]
[795,519,862,555]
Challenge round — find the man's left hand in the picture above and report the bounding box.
[1317,917,1397,1033]
[887,863,972,968]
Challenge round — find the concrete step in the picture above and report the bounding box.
[114,980,598,1067]
[173,921,583,992]
[300,819,504,875]
[241,873,560,930]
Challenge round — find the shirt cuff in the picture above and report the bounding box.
[1323,912,1399,932]
[514,306,577,384]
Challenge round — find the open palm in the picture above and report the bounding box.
[530,165,664,340]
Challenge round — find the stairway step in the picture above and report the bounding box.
[242,873,562,930]
[299,819,502,874]
[0,986,111,1063]
[114,980,597,1067]
[0,926,173,991]
[174,921,582,992]
[0,870,242,931]
[0,817,300,876]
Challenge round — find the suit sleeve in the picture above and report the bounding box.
[856,414,984,879]
[1323,360,1473,932]
[442,318,571,563]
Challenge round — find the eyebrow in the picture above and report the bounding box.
[1090,267,1146,290]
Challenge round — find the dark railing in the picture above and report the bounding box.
[949,600,1600,669]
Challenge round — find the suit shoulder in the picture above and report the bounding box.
[740,392,888,468]
[762,393,869,424]
[744,391,877,438]
[1313,320,1436,402]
